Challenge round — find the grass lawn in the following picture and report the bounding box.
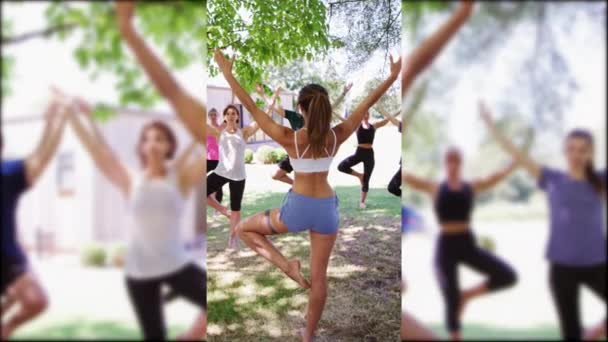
[427,323,561,340]
[207,185,401,341]
[12,318,187,340]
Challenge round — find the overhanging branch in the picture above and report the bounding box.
[2,22,78,45]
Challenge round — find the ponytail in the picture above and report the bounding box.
[297,84,332,159]
[585,160,604,195]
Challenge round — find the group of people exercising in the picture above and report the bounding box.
[400,1,606,341]
[2,2,207,340]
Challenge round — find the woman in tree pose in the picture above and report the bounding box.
[207,108,224,205]
[480,102,606,341]
[403,142,519,340]
[205,97,277,249]
[117,3,208,339]
[65,94,207,340]
[215,48,400,341]
[256,83,352,185]
[1,97,69,340]
[336,107,394,208]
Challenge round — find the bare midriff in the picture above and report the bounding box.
[439,221,470,234]
[358,143,373,149]
[292,172,335,198]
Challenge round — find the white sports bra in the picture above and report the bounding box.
[290,129,337,173]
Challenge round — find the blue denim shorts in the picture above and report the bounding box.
[279,190,340,235]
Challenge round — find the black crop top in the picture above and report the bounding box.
[434,181,474,223]
[357,124,376,144]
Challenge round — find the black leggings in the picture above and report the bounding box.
[549,263,606,340]
[207,172,245,211]
[434,231,517,332]
[206,160,223,203]
[338,147,375,192]
[387,160,401,197]
[126,264,207,340]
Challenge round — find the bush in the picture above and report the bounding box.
[273,148,287,163]
[82,244,107,267]
[255,145,276,164]
[244,148,254,164]
[109,245,127,268]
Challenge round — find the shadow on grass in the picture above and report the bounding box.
[207,185,401,341]
[427,323,561,340]
[12,318,188,340]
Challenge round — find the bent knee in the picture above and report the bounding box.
[23,292,49,315]
[491,268,518,290]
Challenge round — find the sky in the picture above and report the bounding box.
[403,6,606,166]
[2,2,205,119]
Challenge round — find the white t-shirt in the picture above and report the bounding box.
[125,170,191,279]
[214,128,246,181]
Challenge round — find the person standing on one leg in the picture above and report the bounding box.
[215,47,401,341]
[206,108,225,205]
[481,101,607,341]
[1,97,69,339]
[256,83,353,185]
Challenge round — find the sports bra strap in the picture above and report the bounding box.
[294,128,337,158]
[294,131,300,158]
[330,128,337,156]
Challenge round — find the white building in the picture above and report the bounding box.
[2,108,203,257]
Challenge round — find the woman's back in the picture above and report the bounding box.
[289,128,339,198]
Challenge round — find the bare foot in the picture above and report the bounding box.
[299,328,313,342]
[287,260,310,289]
[584,322,607,340]
[218,207,230,219]
[176,330,201,341]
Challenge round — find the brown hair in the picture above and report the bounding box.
[136,121,177,167]
[297,84,332,159]
[223,104,240,124]
[567,129,604,194]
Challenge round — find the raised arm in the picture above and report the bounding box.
[377,107,401,127]
[372,116,392,130]
[479,101,541,179]
[214,49,292,145]
[25,100,69,186]
[331,82,352,109]
[402,1,473,96]
[116,2,205,143]
[67,101,131,196]
[256,84,287,118]
[471,162,518,193]
[335,55,401,142]
[176,141,206,196]
[403,171,438,195]
[243,90,278,140]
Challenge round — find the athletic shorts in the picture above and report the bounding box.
[277,155,293,173]
[279,190,340,235]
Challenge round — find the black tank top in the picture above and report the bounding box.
[434,181,474,223]
[357,124,375,144]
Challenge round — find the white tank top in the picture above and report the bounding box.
[125,170,191,279]
[214,128,246,181]
[290,129,337,173]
